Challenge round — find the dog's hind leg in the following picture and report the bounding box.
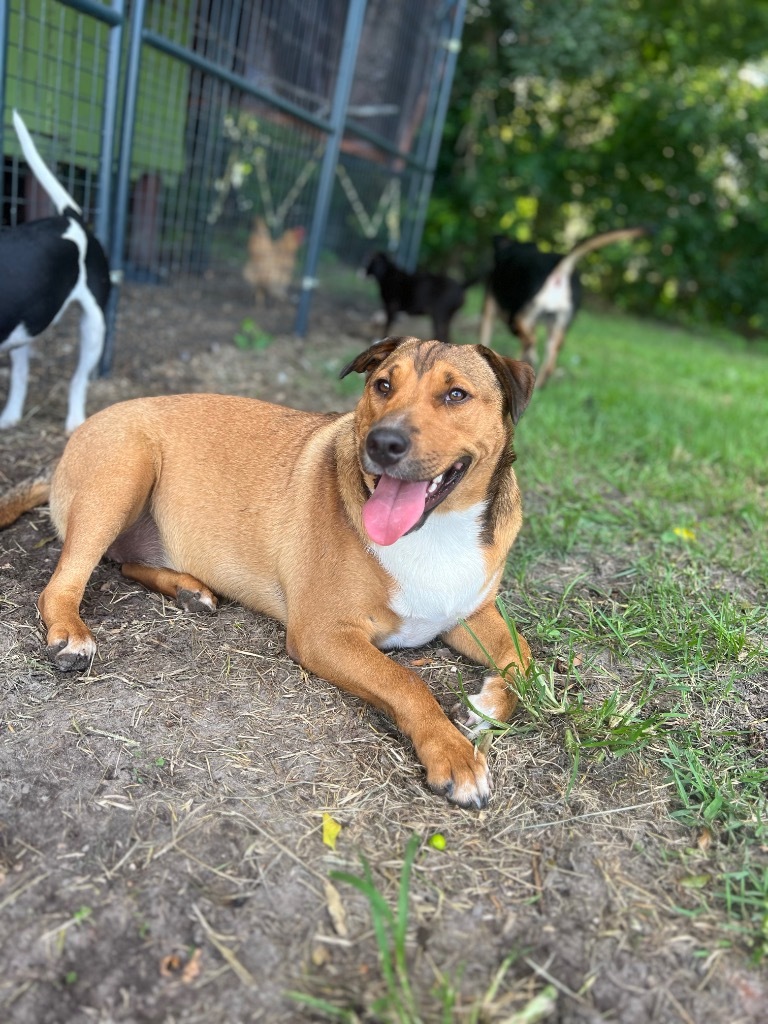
[39,470,154,671]
[65,299,106,433]
[0,342,32,429]
[537,315,568,386]
[513,316,538,367]
[121,563,218,613]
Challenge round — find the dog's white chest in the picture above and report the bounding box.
[370,504,491,648]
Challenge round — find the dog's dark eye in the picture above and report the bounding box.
[374,378,391,395]
[446,387,468,403]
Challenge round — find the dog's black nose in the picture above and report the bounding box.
[365,427,410,468]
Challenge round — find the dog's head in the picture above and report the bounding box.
[340,337,535,545]
[364,252,394,281]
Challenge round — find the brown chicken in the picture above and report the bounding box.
[242,218,305,304]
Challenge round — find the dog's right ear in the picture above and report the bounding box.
[339,337,407,379]
[477,346,536,424]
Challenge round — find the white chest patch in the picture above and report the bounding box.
[370,503,492,649]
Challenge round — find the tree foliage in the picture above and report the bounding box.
[426,0,768,334]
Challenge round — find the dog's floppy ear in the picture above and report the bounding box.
[477,346,536,424]
[339,337,407,379]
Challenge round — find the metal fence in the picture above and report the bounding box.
[1,0,466,365]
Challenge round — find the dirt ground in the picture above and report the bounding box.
[0,272,766,1024]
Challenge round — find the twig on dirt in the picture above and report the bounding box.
[71,722,140,747]
[0,872,49,913]
[524,957,595,1009]
[226,810,326,893]
[493,800,659,839]
[191,903,256,987]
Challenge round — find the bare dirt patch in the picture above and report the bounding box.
[1,273,765,1023]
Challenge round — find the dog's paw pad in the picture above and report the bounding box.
[177,588,217,614]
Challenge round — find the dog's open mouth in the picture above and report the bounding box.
[363,457,471,546]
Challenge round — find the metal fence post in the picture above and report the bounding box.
[401,0,467,271]
[293,0,368,338]
[94,0,125,250]
[99,0,147,375]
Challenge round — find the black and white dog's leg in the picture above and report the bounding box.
[537,311,570,387]
[0,340,32,429]
[66,293,106,433]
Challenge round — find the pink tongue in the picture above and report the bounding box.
[363,474,429,546]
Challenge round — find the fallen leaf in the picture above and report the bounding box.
[311,943,331,967]
[159,953,183,977]
[672,526,696,542]
[679,873,711,889]
[181,947,202,983]
[322,812,342,850]
[411,657,433,666]
[476,731,493,757]
[324,880,348,937]
[697,827,713,851]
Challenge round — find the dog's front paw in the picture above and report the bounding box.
[464,689,500,737]
[420,729,492,809]
[463,674,518,737]
[46,633,96,672]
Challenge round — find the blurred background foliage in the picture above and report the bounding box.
[425,0,768,336]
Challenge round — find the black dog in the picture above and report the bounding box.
[0,110,111,432]
[479,227,649,386]
[365,251,468,344]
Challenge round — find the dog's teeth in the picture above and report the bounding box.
[428,474,443,494]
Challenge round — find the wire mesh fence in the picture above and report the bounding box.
[1,0,465,354]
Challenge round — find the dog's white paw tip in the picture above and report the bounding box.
[46,637,96,672]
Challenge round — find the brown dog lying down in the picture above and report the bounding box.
[2,337,535,808]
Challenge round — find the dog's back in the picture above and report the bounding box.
[489,237,583,321]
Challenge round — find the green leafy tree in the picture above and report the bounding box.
[427,0,768,334]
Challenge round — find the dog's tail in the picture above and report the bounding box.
[0,469,54,530]
[555,226,651,277]
[12,109,82,218]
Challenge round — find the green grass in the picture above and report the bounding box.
[291,834,558,1023]
[483,308,768,959]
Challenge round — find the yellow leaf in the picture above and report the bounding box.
[322,812,342,850]
[672,526,696,542]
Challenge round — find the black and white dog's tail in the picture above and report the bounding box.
[554,226,651,278]
[12,109,82,218]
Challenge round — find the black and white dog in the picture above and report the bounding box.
[0,110,111,432]
[479,227,649,386]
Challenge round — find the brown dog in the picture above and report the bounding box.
[3,337,535,807]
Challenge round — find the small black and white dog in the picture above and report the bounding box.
[0,110,111,432]
[365,251,469,344]
[479,227,649,386]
